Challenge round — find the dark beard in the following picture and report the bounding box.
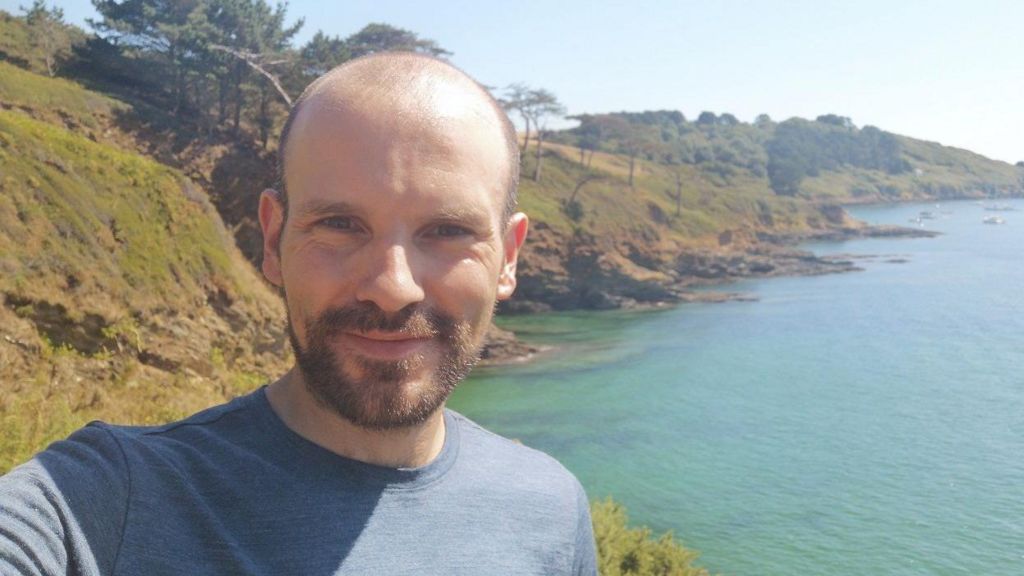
[287,302,481,431]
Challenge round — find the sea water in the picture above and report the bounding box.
[448,199,1024,575]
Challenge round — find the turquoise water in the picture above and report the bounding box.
[448,199,1024,575]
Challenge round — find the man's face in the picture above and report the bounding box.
[260,96,525,431]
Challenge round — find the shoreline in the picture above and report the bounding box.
[480,222,938,365]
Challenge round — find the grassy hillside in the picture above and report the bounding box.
[0,105,287,471]
[553,113,1021,206]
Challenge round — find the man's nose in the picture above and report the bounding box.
[354,241,426,313]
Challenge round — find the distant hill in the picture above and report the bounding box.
[501,110,1018,310]
[550,111,1020,204]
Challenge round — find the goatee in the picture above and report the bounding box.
[287,302,481,431]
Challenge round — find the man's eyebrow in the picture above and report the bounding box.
[295,200,361,218]
[431,206,492,223]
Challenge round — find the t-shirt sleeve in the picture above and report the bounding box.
[572,479,598,576]
[0,423,130,575]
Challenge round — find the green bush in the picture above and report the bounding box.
[592,498,710,576]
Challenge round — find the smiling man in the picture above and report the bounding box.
[0,54,597,575]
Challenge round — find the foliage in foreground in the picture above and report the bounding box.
[593,498,710,576]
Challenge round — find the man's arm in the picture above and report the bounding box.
[572,479,598,576]
[0,424,130,575]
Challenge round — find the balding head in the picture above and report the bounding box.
[277,53,520,222]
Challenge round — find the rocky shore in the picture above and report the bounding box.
[480,223,939,364]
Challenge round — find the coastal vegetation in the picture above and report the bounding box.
[1,3,1020,574]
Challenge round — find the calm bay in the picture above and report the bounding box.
[448,199,1024,575]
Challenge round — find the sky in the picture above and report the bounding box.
[5,0,1024,164]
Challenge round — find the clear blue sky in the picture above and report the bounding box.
[5,0,1024,163]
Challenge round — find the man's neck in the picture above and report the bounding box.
[265,370,447,469]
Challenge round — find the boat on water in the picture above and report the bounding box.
[919,211,936,219]
[983,216,1005,225]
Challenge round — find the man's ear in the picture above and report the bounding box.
[497,212,529,301]
[258,189,285,287]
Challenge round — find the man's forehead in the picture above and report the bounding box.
[291,57,501,139]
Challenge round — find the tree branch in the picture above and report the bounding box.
[210,44,293,106]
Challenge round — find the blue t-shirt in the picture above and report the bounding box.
[0,388,596,575]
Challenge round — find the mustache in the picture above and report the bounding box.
[311,303,450,339]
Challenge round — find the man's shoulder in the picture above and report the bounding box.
[447,409,584,494]
[93,388,259,448]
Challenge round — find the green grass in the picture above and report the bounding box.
[519,143,831,250]
[0,107,285,473]
[0,61,126,130]
[0,109,247,311]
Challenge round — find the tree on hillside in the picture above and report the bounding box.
[562,173,604,224]
[296,24,450,92]
[501,83,535,155]
[298,31,349,78]
[569,113,661,187]
[86,1,457,149]
[527,90,566,181]
[569,114,605,167]
[696,111,717,125]
[816,113,854,129]
[501,86,565,182]
[344,23,451,59]
[90,0,212,113]
[608,117,660,187]
[20,0,71,76]
[718,112,739,126]
[201,0,303,140]
[89,0,312,138]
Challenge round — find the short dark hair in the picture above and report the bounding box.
[276,53,521,223]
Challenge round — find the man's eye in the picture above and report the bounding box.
[434,224,472,237]
[319,216,356,231]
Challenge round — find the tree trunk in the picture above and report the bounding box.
[519,115,531,156]
[170,47,183,115]
[259,85,270,149]
[218,74,228,123]
[42,33,55,77]
[233,91,242,132]
[628,153,636,187]
[533,132,544,182]
[232,62,245,133]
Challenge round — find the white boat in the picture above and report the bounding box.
[983,216,1005,225]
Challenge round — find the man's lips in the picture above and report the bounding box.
[339,331,433,360]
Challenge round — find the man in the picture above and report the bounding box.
[0,53,597,575]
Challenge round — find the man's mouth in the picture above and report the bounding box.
[339,331,434,360]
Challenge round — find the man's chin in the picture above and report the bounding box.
[301,361,456,431]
